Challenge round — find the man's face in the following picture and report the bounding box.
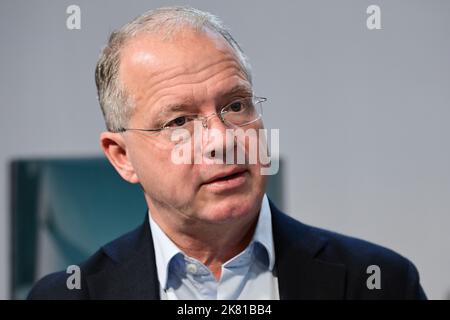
[115,28,266,224]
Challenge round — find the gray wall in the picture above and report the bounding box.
[1,0,449,299]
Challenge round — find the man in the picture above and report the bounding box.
[28,6,426,299]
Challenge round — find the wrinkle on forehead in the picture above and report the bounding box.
[143,58,246,100]
[118,28,250,120]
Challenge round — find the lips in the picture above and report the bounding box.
[203,167,248,185]
[201,169,248,192]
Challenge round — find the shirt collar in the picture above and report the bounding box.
[148,194,276,289]
[148,214,181,290]
[252,194,276,271]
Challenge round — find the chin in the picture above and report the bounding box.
[197,193,262,223]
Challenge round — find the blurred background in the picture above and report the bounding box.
[1,0,449,299]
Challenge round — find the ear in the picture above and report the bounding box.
[100,131,140,184]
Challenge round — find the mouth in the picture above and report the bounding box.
[202,168,249,192]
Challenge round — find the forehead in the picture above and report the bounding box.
[118,28,250,108]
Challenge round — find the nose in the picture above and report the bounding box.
[200,114,233,164]
[199,113,225,129]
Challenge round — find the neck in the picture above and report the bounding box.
[147,199,260,280]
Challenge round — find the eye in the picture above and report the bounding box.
[228,101,244,112]
[166,116,188,127]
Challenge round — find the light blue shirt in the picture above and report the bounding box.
[149,194,279,300]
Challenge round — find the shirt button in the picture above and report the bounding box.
[186,263,198,274]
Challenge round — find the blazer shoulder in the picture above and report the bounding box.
[27,222,144,300]
[310,225,426,299]
[275,208,415,268]
[272,208,426,299]
[308,223,408,266]
[26,249,107,300]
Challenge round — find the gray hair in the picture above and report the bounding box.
[95,6,253,132]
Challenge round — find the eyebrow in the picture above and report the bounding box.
[160,102,191,114]
[154,84,253,123]
[221,84,253,98]
[154,101,192,125]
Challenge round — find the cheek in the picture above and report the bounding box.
[250,165,267,189]
[131,142,198,199]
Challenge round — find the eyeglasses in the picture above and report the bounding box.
[117,96,266,140]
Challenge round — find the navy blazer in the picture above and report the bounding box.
[28,201,426,299]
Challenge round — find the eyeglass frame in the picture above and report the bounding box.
[115,96,267,134]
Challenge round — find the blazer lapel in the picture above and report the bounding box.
[87,214,160,299]
[271,202,346,299]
